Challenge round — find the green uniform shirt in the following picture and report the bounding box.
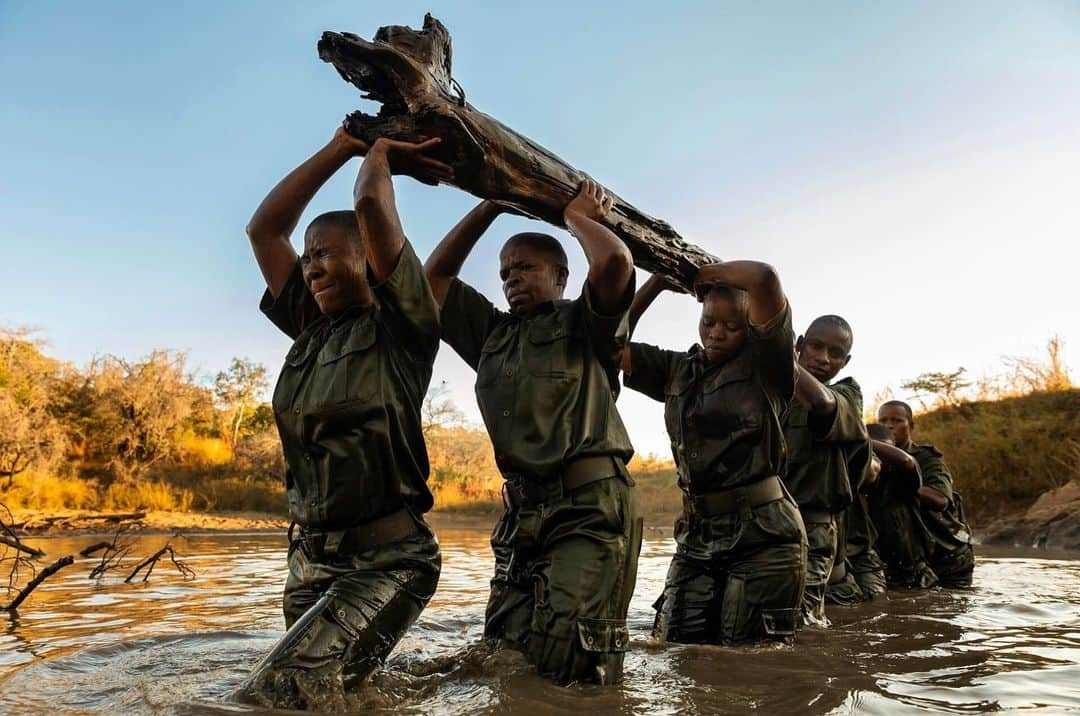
[905,441,972,548]
[781,377,869,514]
[624,304,796,493]
[439,278,635,481]
[261,241,438,528]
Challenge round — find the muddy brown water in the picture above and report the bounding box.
[0,530,1077,714]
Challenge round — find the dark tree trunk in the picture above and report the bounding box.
[318,14,716,292]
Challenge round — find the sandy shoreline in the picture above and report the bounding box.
[10,483,1079,551]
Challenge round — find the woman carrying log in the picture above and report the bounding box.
[621,264,807,645]
[234,127,451,709]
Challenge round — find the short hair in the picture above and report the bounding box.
[807,314,854,346]
[701,284,750,318]
[867,423,894,442]
[307,210,361,245]
[502,232,569,271]
[879,400,914,423]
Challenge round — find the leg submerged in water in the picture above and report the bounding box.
[233,534,441,710]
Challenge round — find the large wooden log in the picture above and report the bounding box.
[318,14,715,292]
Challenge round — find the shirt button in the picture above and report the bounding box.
[303,453,311,461]
[505,369,514,377]
[293,406,301,414]
[502,410,511,417]
[554,328,562,336]
[690,451,699,459]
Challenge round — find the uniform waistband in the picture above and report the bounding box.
[800,508,837,525]
[502,455,625,509]
[684,475,785,517]
[292,508,419,558]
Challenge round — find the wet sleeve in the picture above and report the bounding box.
[440,278,505,371]
[918,448,955,505]
[749,301,797,402]
[371,240,440,362]
[623,342,678,403]
[821,379,867,444]
[580,276,636,374]
[259,259,321,340]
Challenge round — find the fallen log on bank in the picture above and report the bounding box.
[318,14,715,292]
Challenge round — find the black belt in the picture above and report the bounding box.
[292,508,418,558]
[684,476,785,517]
[501,456,624,509]
[800,508,836,525]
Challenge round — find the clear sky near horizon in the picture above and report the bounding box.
[2,1,1078,457]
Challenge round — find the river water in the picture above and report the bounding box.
[0,529,1077,714]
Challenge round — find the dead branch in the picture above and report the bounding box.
[318,14,717,292]
[87,526,135,579]
[0,534,45,559]
[1,555,74,611]
[125,539,194,583]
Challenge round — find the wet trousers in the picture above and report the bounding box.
[932,543,975,588]
[873,501,940,589]
[655,495,807,645]
[485,475,642,685]
[802,517,838,625]
[233,525,441,709]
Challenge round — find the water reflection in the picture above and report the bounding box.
[0,532,1076,714]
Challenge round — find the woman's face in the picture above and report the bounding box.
[699,292,747,363]
[877,404,913,445]
[301,224,368,314]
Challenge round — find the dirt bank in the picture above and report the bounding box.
[978,480,1080,551]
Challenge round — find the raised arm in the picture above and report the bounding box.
[694,260,786,326]
[424,200,505,307]
[619,273,669,373]
[354,137,454,285]
[246,128,368,297]
[563,179,634,315]
[871,439,918,473]
[794,363,838,418]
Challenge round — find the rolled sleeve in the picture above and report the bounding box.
[580,276,636,371]
[749,301,796,401]
[371,240,440,361]
[259,260,321,340]
[821,379,867,444]
[624,342,678,403]
[440,278,505,371]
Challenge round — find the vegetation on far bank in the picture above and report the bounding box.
[1,328,1074,527]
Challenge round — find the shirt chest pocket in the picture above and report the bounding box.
[526,319,582,379]
[476,329,515,389]
[273,333,322,416]
[664,372,694,444]
[698,362,763,437]
[314,321,379,405]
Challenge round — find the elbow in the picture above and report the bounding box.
[757,262,781,293]
[595,244,634,285]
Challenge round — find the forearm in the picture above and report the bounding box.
[247,136,354,294]
[248,136,353,245]
[628,274,666,335]
[695,260,784,325]
[793,364,837,417]
[564,210,634,314]
[919,485,949,510]
[871,440,918,472]
[353,145,407,284]
[424,201,501,305]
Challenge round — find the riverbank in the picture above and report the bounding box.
[9,479,1080,549]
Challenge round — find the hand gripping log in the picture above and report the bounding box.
[318,14,716,292]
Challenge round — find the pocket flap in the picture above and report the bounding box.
[761,607,797,637]
[703,359,755,394]
[284,333,320,367]
[577,618,630,653]
[319,321,377,366]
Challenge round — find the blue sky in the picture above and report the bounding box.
[2,1,1079,456]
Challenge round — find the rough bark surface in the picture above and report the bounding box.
[318,14,716,291]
